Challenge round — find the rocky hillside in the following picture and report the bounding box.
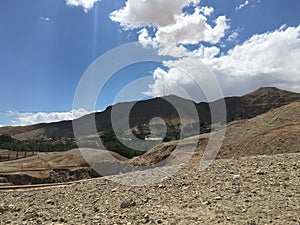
[0,152,299,224]
[1,87,300,141]
[226,86,300,120]
[131,100,300,166]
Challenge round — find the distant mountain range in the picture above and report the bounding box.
[1,87,300,141]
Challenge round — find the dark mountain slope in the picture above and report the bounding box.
[1,87,299,141]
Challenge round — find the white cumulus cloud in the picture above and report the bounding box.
[111,0,300,100]
[155,9,229,45]
[110,0,200,29]
[199,6,214,16]
[146,24,300,99]
[111,1,229,46]
[10,109,93,126]
[65,0,100,12]
[209,25,300,78]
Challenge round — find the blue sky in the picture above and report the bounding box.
[0,0,300,126]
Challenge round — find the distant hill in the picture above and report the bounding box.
[131,100,300,166]
[1,87,300,141]
[225,87,300,120]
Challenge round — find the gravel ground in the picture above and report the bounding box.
[0,152,299,225]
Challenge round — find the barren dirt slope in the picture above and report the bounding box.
[0,149,127,184]
[219,100,300,158]
[0,149,126,173]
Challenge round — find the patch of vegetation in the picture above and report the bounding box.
[99,132,145,158]
[0,134,77,152]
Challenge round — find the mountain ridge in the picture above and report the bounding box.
[1,87,300,141]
